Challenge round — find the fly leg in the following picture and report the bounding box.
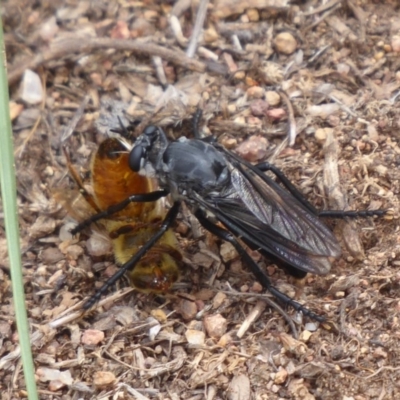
[83,201,181,309]
[71,189,169,235]
[192,108,203,139]
[110,116,142,138]
[194,209,325,322]
[255,161,318,214]
[318,209,387,218]
[255,162,386,218]
[191,109,219,144]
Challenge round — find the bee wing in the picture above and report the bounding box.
[53,188,96,222]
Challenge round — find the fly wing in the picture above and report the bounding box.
[210,197,335,275]
[234,166,341,255]
[198,151,341,275]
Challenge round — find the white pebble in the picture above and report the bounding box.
[20,69,43,104]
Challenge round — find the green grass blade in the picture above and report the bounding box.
[0,15,39,400]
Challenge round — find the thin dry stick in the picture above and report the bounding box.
[60,95,89,142]
[278,90,297,146]
[302,0,342,16]
[303,4,341,34]
[8,37,207,86]
[48,287,135,329]
[323,130,364,258]
[237,300,267,338]
[186,0,209,58]
[152,56,167,87]
[218,289,299,338]
[14,112,42,157]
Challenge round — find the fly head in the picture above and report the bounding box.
[129,125,168,177]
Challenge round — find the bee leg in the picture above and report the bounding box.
[194,209,325,323]
[63,146,102,213]
[71,189,169,235]
[110,116,141,138]
[255,162,386,219]
[82,201,180,310]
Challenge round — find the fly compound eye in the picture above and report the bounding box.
[129,145,145,172]
[143,125,158,138]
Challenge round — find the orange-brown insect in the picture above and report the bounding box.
[63,137,182,295]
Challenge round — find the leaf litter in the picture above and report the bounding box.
[2,0,400,398]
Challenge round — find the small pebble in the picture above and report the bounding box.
[110,20,130,39]
[304,322,319,332]
[266,108,286,120]
[265,91,281,106]
[148,323,161,341]
[212,292,227,309]
[41,247,64,264]
[178,299,197,321]
[204,25,219,43]
[274,368,288,384]
[234,71,245,80]
[220,242,238,262]
[9,101,24,120]
[250,99,269,116]
[246,86,265,99]
[204,314,227,339]
[65,244,84,260]
[39,16,59,41]
[226,104,236,114]
[220,137,237,149]
[367,124,379,141]
[240,284,249,292]
[307,104,339,118]
[246,9,259,22]
[299,330,312,342]
[81,329,105,346]
[336,63,350,75]
[93,371,116,387]
[235,135,268,162]
[315,128,332,143]
[20,69,43,104]
[37,367,73,388]
[274,32,297,55]
[217,332,234,347]
[185,329,205,345]
[391,35,400,52]
[383,44,392,52]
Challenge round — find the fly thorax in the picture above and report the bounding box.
[162,139,230,195]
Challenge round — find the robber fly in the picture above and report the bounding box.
[77,122,385,321]
[64,137,182,295]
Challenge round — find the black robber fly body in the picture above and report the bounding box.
[131,128,341,276]
[77,123,385,321]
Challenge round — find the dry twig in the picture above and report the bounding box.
[8,37,208,86]
[186,0,209,58]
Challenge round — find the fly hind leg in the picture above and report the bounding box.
[255,162,386,219]
[194,209,325,323]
